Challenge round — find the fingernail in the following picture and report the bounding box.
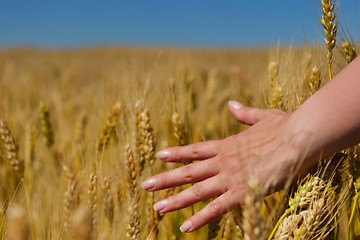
[156,150,171,160]
[141,177,156,190]
[180,220,193,232]
[153,199,168,212]
[228,100,244,110]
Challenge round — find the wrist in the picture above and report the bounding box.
[284,112,319,174]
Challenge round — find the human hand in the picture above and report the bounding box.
[142,100,311,232]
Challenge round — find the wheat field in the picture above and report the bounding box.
[0,1,360,239]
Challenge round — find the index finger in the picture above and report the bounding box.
[156,140,220,162]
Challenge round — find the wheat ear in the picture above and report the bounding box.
[269,176,326,239]
[88,169,98,233]
[274,214,302,240]
[97,102,121,152]
[308,66,322,97]
[103,177,114,226]
[38,102,54,148]
[24,122,36,172]
[0,119,24,174]
[341,41,357,64]
[293,198,327,239]
[63,166,79,235]
[242,177,266,240]
[207,215,222,240]
[125,144,140,240]
[221,213,234,240]
[321,0,337,80]
[135,101,156,174]
[73,113,87,169]
[171,112,186,146]
[348,154,360,239]
[267,61,284,110]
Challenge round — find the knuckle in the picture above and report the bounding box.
[208,200,223,216]
[192,183,204,200]
[189,144,200,158]
[182,164,194,182]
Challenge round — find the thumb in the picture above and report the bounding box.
[228,100,273,125]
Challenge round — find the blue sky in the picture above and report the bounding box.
[0,1,359,48]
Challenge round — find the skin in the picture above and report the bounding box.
[142,56,360,233]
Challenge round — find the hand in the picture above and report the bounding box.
[142,100,310,232]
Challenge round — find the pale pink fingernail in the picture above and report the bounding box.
[153,199,168,212]
[156,150,171,160]
[228,100,244,110]
[141,177,156,190]
[180,220,193,232]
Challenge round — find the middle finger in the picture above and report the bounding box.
[142,159,219,191]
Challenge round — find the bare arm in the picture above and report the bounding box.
[291,55,360,167]
[142,56,360,232]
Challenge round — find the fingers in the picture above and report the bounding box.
[142,160,218,191]
[179,191,234,232]
[153,176,227,213]
[156,140,220,162]
[228,100,277,125]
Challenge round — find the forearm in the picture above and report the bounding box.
[291,56,360,166]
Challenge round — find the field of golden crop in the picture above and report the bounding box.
[0,1,359,240]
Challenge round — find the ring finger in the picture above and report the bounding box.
[153,175,227,213]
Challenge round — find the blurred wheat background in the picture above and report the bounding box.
[0,0,360,239]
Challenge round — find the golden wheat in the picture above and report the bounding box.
[321,0,337,80]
